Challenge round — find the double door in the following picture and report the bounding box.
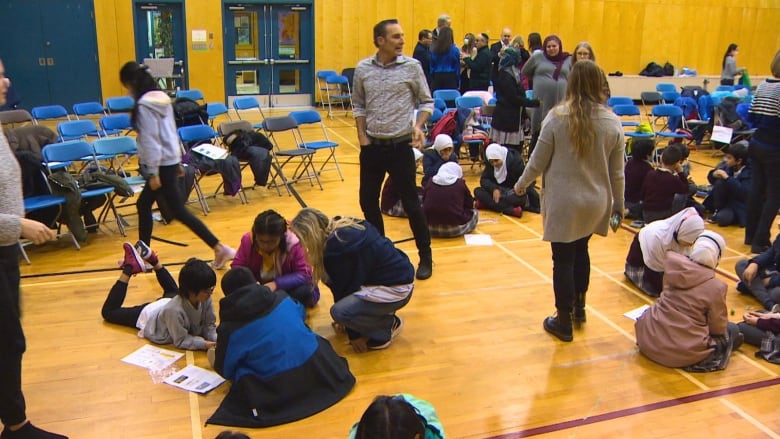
[0,0,101,109]
[223,2,313,107]
[134,2,188,91]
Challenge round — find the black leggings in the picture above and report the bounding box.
[551,235,592,315]
[101,267,178,328]
[0,245,26,426]
[136,164,219,247]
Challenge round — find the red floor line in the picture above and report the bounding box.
[483,377,780,438]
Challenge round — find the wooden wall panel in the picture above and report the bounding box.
[185,2,225,102]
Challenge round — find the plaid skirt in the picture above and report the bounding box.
[429,209,479,238]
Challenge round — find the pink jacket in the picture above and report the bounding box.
[635,251,728,368]
[231,231,319,305]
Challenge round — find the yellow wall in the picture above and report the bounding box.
[96,0,780,103]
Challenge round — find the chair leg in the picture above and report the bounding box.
[18,242,30,265]
[191,178,210,215]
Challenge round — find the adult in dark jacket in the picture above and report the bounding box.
[462,33,492,91]
[735,232,780,310]
[490,28,513,81]
[291,208,414,353]
[491,47,540,152]
[703,141,752,227]
[413,29,433,88]
[208,267,355,428]
[474,143,539,216]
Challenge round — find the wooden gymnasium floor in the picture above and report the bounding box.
[16,108,780,439]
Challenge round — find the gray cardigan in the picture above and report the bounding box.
[0,128,24,247]
[142,295,217,351]
[515,104,625,243]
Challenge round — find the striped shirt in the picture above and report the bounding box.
[0,127,24,246]
[748,79,780,148]
[353,54,434,139]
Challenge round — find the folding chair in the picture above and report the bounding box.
[655,83,676,93]
[456,96,486,164]
[0,109,33,128]
[607,96,633,107]
[232,96,266,130]
[176,89,206,102]
[324,75,352,118]
[57,119,100,141]
[262,116,321,196]
[178,124,248,209]
[661,91,680,104]
[640,91,663,118]
[92,136,145,228]
[72,102,107,120]
[433,98,447,113]
[316,70,338,106]
[31,105,70,125]
[99,114,133,137]
[206,102,230,126]
[651,104,689,150]
[105,96,135,114]
[41,141,123,235]
[433,89,461,109]
[217,120,259,190]
[289,109,344,181]
[612,104,644,127]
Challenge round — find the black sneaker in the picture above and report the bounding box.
[543,315,573,342]
[416,257,433,280]
[572,308,586,324]
[367,316,403,350]
[736,281,751,295]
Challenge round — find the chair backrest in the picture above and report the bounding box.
[325,74,348,85]
[455,96,483,109]
[661,91,680,103]
[607,96,633,107]
[105,96,135,113]
[0,109,33,125]
[433,98,446,112]
[613,104,641,117]
[58,120,98,140]
[177,124,218,143]
[652,104,683,118]
[316,70,338,80]
[92,136,137,156]
[72,102,107,118]
[232,96,261,111]
[655,83,676,93]
[262,115,298,133]
[218,120,252,137]
[42,140,96,163]
[462,90,493,105]
[288,109,322,126]
[177,89,206,101]
[100,114,132,132]
[640,91,663,105]
[433,89,461,106]
[31,105,69,122]
[207,102,229,118]
[716,85,735,92]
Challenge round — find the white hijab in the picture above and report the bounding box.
[689,230,726,269]
[432,162,462,186]
[485,143,508,184]
[637,207,704,272]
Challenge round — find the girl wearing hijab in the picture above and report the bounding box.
[514,60,625,342]
[474,143,535,217]
[422,134,458,186]
[522,35,572,153]
[635,231,743,371]
[422,162,478,238]
[491,47,540,153]
[625,207,705,297]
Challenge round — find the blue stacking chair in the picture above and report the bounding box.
[262,115,321,196]
[232,96,266,130]
[655,83,676,93]
[206,102,230,126]
[99,114,133,137]
[72,102,107,120]
[289,109,343,181]
[105,96,135,114]
[41,141,123,235]
[613,104,645,128]
[57,119,100,141]
[316,70,338,106]
[652,104,689,146]
[31,105,70,125]
[661,90,681,104]
[176,89,206,102]
[432,89,461,109]
[324,75,352,118]
[607,96,633,107]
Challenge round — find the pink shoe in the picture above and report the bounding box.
[212,245,236,270]
[121,242,145,275]
[134,240,159,267]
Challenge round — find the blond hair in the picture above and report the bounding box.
[510,35,525,48]
[289,208,365,284]
[562,60,608,157]
[572,41,595,65]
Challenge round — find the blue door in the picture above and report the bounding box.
[133,1,188,91]
[0,0,101,110]
[223,1,314,107]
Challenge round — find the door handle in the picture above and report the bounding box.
[39,58,46,66]
[47,58,55,66]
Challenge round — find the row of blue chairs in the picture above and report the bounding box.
[315,71,353,118]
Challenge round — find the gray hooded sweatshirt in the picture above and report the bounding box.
[135,90,182,176]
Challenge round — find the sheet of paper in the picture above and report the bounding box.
[121,344,183,370]
[464,234,493,246]
[624,304,650,321]
[163,365,226,394]
[192,143,228,160]
[711,125,733,144]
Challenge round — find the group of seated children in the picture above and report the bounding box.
[625,139,750,228]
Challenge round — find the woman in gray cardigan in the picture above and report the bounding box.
[515,60,625,342]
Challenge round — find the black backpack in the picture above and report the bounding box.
[663,62,675,76]
[680,85,709,102]
[717,97,747,131]
[225,129,273,157]
[639,62,664,77]
[173,97,208,128]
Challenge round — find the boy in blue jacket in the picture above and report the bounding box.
[704,141,752,227]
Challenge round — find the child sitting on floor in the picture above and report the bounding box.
[624,139,655,221]
[422,134,458,186]
[349,394,445,439]
[381,148,424,218]
[101,242,217,351]
[703,141,751,227]
[640,146,689,223]
[474,143,539,217]
[422,162,478,237]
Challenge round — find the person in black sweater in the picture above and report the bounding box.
[624,139,655,221]
[704,141,752,227]
[491,47,540,153]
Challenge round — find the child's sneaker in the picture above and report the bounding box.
[134,240,158,267]
[367,316,403,350]
[121,242,145,275]
[390,315,403,339]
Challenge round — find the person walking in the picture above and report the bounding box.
[353,19,435,279]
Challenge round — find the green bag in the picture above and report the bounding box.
[626,122,654,156]
[740,70,751,89]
